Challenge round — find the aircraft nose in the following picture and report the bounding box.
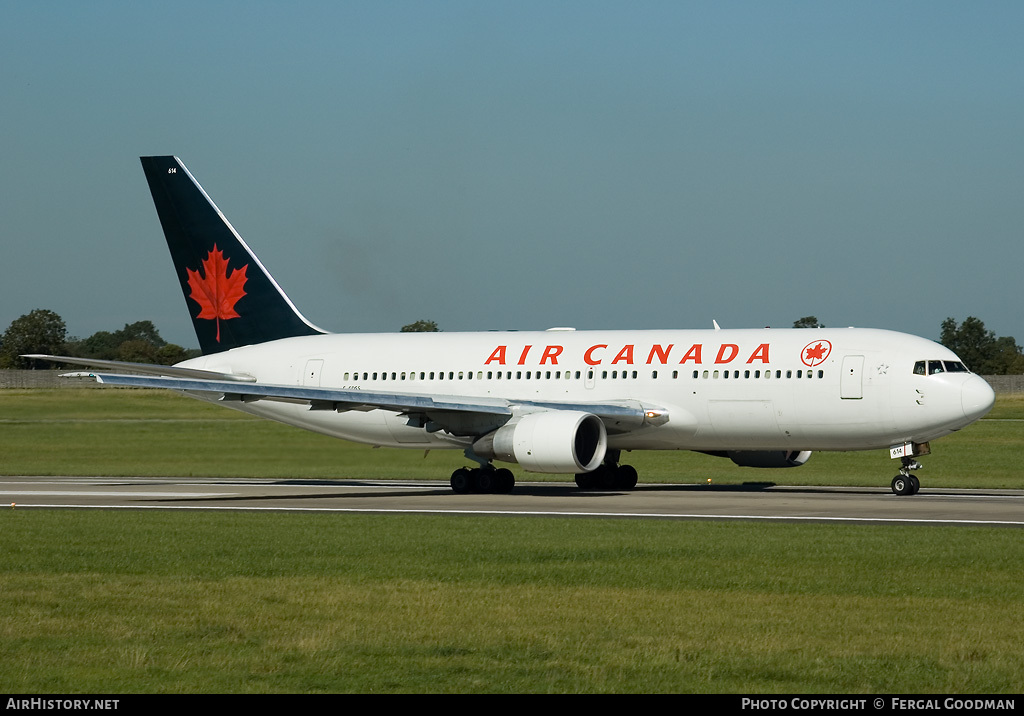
[962,375,996,421]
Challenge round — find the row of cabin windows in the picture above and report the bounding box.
[340,368,826,382]
[694,369,824,380]
[344,370,584,382]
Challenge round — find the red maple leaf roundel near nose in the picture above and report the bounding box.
[186,244,248,343]
[801,340,832,367]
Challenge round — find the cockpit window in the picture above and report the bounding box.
[915,359,971,375]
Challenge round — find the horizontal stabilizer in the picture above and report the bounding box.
[22,354,256,382]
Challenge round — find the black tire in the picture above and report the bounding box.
[595,464,616,489]
[476,469,495,494]
[494,468,515,493]
[909,475,920,495]
[616,464,639,490]
[575,472,595,490]
[451,468,474,494]
[891,475,913,496]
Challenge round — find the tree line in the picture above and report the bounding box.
[0,309,198,369]
[2,309,1022,374]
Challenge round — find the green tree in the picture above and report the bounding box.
[991,336,1024,374]
[793,316,825,329]
[64,320,190,365]
[113,320,166,347]
[65,330,119,359]
[940,316,1024,374]
[115,339,161,364]
[0,309,68,368]
[401,320,440,332]
[156,344,192,364]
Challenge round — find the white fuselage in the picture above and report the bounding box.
[177,326,995,455]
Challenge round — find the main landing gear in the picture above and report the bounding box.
[450,465,515,494]
[891,456,922,496]
[450,449,515,494]
[575,450,638,491]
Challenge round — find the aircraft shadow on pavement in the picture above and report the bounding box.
[150,479,879,504]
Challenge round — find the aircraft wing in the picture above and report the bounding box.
[69,371,655,432]
[29,354,662,432]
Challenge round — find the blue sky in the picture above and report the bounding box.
[2,1,1021,350]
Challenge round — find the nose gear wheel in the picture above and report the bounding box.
[891,457,922,496]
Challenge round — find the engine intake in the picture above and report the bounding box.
[472,411,607,473]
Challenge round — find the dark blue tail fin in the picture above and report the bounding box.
[140,156,325,354]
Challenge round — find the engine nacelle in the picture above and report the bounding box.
[472,411,607,473]
[726,450,812,468]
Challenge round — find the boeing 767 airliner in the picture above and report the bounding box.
[30,156,996,495]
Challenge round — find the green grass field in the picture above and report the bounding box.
[3,511,1023,693]
[1,389,1023,693]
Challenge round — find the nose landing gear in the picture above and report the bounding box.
[891,456,922,496]
[889,442,930,496]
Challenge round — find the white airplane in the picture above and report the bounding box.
[32,156,996,495]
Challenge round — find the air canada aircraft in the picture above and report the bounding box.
[31,156,996,495]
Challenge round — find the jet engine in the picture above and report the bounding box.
[472,411,607,473]
[725,450,812,468]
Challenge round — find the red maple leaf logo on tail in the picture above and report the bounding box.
[186,245,248,342]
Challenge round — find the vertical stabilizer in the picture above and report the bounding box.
[140,156,325,354]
